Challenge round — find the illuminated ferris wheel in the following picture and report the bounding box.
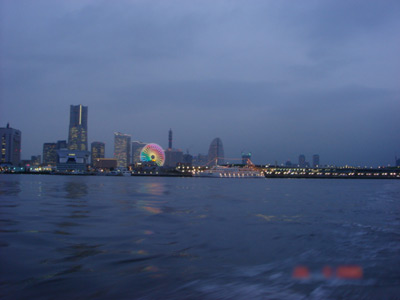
[140,143,165,166]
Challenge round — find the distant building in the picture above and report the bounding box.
[285,160,292,167]
[91,142,105,164]
[298,154,306,168]
[312,154,320,168]
[21,160,32,167]
[43,143,57,166]
[0,123,21,166]
[93,158,117,170]
[114,132,131,168]
[208,137,224,166]
[56,140,68,150]
[193,154,208,166]
[132,141,147,164]
[31,155,41,166]
[241,152,252,165]
[165,148,184,167]
[56,149,90,172]
[68,104,88,151]
[183,152,193,165]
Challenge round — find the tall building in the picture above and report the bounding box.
[114,132,131,168]
[91,142,105,164]
[208,137,224,166]
[298,154,306,168]
[68,105,88,151]
[43,143,57,166]
[168,129,173,149]
[0,123,21,166]
[312,154,320,168]
[132,141,146,164]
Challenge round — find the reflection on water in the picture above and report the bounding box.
[0,175,399,299]
[138,182,167,196]
[64,181,88,199]
[138,182,168,214]
[0,179,20,196]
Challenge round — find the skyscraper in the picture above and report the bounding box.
[114,132,131,168]
[312,154,320,168]
[168,129,173,149]
[132,141,147,164]
[0,123,21,166]
[43,143,57,166]
[208,137,224,166]
[91,142,105,164]
[68,105,88,151]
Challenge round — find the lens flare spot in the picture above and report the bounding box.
[292,266,310,279]
[336,265,363,279]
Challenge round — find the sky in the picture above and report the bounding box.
[1,0,399,166]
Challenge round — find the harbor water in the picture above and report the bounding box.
[1,174,399,299]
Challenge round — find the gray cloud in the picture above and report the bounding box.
[1,0,399,166]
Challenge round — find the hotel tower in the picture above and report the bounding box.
[68,105,88,151]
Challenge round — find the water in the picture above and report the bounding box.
[1,174,399,299]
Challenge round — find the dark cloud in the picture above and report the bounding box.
[1,0,399,166]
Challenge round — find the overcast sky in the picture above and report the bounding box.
[1,0,399,166]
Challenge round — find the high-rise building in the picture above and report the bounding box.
[298,154,306,168]
[114,132,131,168]
[132,141,146,164]
[168,129,173,149]
[68,105,88,151]
[312,154,320,168]
[91,142,105,164]
[0,123,21,166]
[208,137,224,166]
[43,143,57,166]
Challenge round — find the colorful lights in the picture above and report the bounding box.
[140,143,165,166]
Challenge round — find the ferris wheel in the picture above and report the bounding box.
[140,143,165,166]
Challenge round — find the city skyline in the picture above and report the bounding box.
[1,1,399,166]
[1,104,399,167]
